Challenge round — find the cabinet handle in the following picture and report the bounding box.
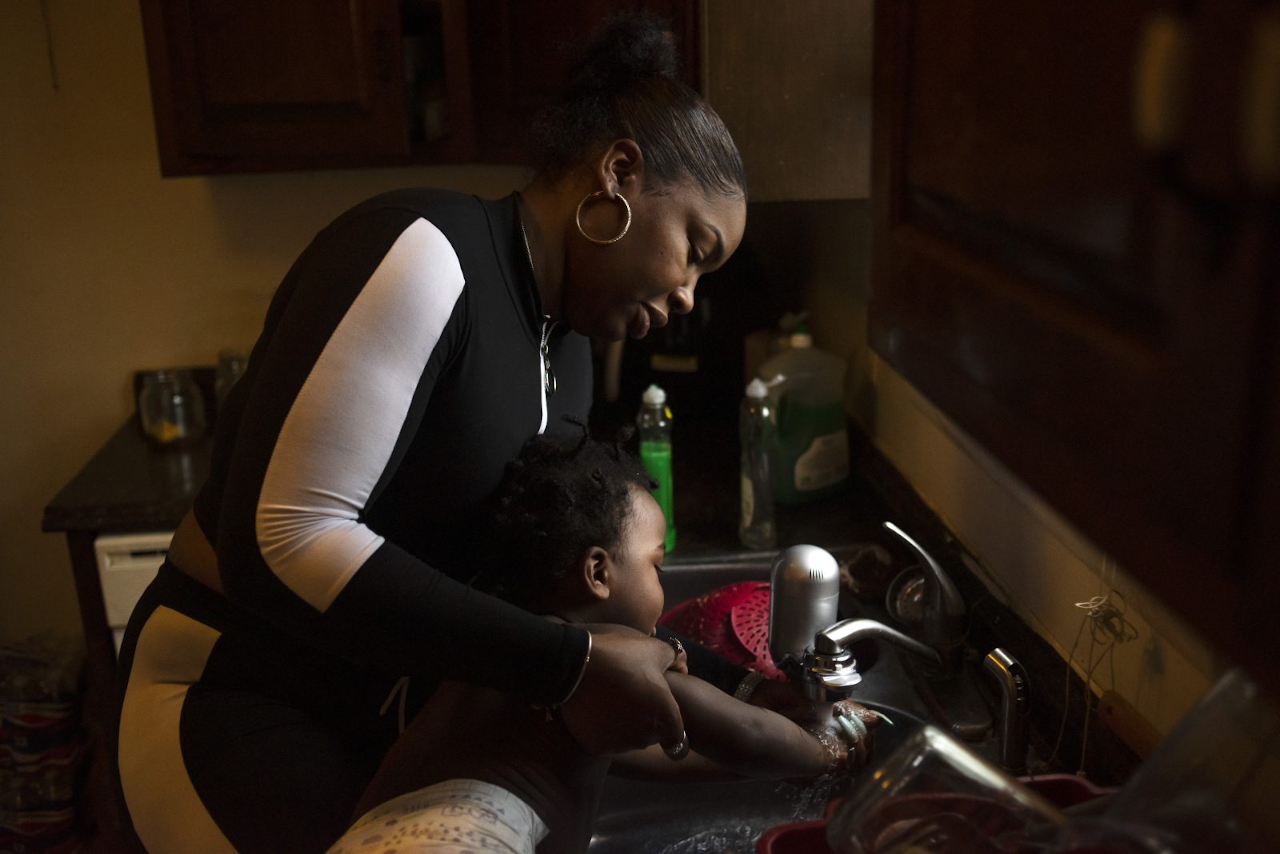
[1132,12,1190,152]
[1241,11,1280,189]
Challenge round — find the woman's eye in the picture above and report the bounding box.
[688,243,702,265]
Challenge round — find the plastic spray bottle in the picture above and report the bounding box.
[637,384,677,552]
[739,378,777,550]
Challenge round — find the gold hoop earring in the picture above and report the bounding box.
[575,191,632,244]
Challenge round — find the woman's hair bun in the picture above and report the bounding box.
[563,12,678,98]
[533,10,744,198]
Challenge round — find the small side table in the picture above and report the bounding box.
[43,418,211,853]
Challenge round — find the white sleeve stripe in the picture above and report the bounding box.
[256,218,466,612]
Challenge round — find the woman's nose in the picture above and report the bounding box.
[669,281,696,315]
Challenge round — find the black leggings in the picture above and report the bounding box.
[113,563,431,853]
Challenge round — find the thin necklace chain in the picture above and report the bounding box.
[517,196,556,397]
[516,192,537,280]
[519,217,537,279]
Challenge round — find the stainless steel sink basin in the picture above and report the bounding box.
[588,550,942,853]
[589,699,926,854]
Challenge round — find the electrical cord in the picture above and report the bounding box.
[1047,557,1139,776]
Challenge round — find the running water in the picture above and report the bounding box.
[650,775,849,854]
[655,825,757,853]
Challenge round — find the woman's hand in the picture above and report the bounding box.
[558,625,688,756]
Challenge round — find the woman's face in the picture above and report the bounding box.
[562,182,746,342]
[602,485,668,635]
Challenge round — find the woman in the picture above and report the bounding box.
[115,14,747,853]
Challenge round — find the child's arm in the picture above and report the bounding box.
[612,672,874,781]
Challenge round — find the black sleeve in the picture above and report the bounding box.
[208,206,587,705]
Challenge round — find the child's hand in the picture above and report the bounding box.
[831,700,881,769]
[805,700,881,772]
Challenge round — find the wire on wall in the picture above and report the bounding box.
[41,0,60,91]
[1047,556,1139,776]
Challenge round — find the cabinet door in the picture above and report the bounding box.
[140,0,411,174]
[869,2,1269,633]
[702,0,872,201]
[464,0,700,164]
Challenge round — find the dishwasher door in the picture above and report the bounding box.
[93,531,173,653]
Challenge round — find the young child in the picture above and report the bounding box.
[327,430,878,854]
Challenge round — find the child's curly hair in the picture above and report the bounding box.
[474,419,658,612]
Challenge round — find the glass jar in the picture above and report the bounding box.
[215,348,247,411]
[138,369,206,447]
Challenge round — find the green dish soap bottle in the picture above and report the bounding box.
[637,383,677,552]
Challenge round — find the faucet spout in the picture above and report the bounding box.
[815,617,942,665]
[883,522,966,672]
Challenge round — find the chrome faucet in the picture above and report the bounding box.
[983,648,1029,774]
[883,521,967,674]
[796,618,944,699]
[768,536,956,700]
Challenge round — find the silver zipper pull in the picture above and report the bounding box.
[541,317,557,397]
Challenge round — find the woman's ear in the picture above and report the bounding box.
[579,545,613,602]
[595,138,645,197]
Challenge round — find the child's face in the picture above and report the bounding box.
[604,485,668,635]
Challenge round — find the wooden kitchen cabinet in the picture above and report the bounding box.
[138,0,699,176]
[869,1,1280,688]
[701,0,872,201]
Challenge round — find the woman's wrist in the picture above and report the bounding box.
[535,629,592,713]
[559,630,592,704]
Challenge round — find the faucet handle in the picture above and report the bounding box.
[800,646,863,697]
[983,648,1030,774]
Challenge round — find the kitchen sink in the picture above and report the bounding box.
[588,549,947,853]
[589,699,927,854]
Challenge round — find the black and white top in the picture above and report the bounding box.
[194,189,593,704]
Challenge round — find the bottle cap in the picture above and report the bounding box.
[789,322,813,348]
[642,383,667,405]
[745,378,769,399]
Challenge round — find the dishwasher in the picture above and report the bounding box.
[93,531,173,653]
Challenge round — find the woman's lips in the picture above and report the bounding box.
[628,304,651,339]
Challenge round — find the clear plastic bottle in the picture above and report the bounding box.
[636,384,676,552]
[739,378,777,550]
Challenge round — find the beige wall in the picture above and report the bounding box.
[0,0,527,642]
